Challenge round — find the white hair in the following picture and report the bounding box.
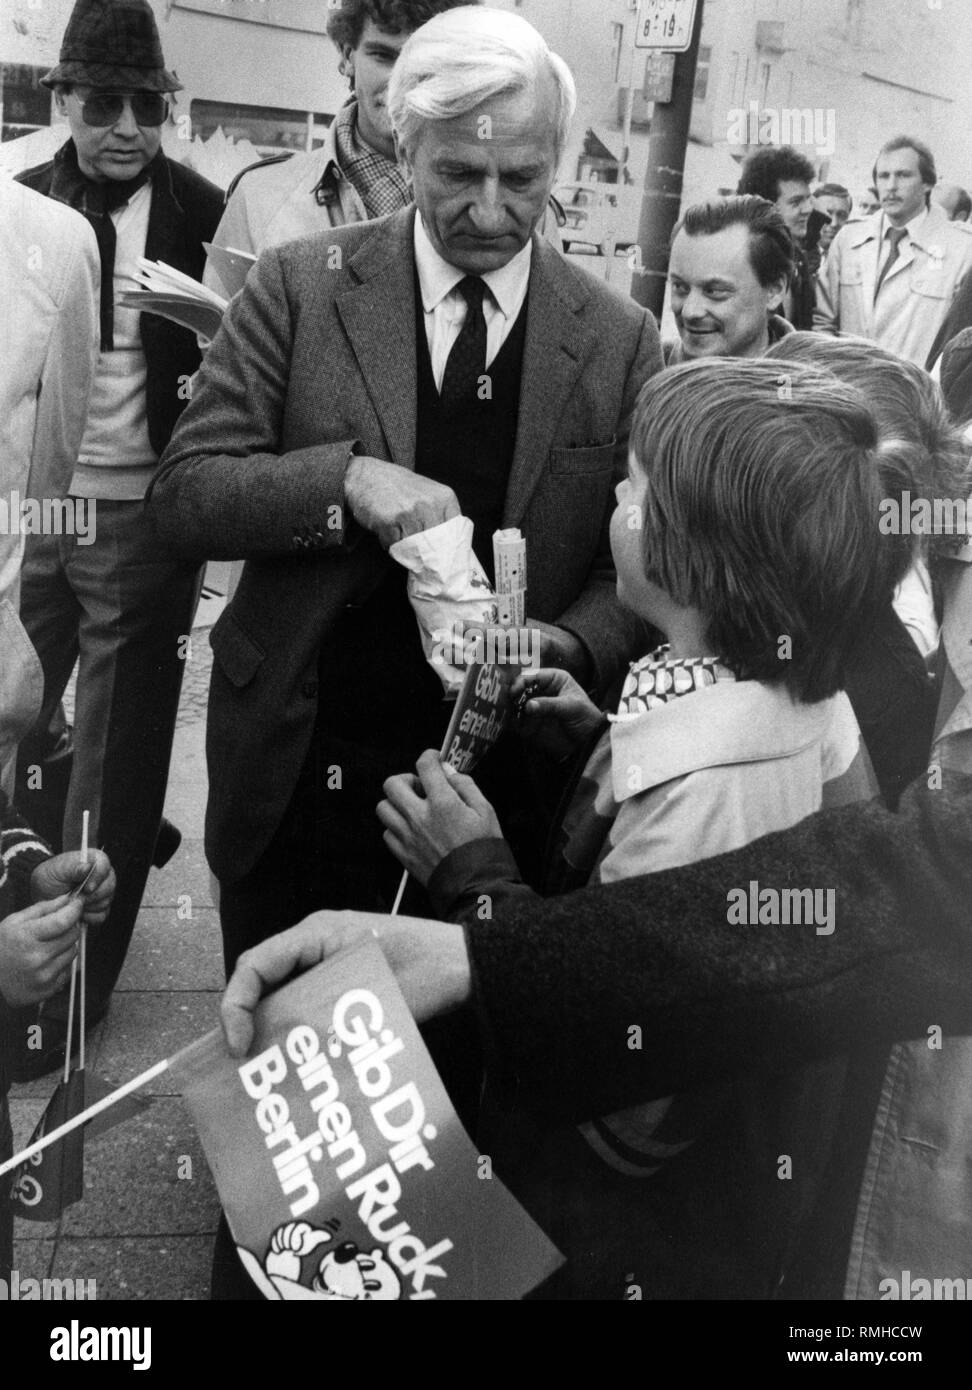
[388,5,576,160]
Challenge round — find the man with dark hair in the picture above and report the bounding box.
[816,134,972,365]
[12,0,223,1075]
[814,182,853,257]
[204,0,482,294]
[665,196,794,362]
[736,145,821,326]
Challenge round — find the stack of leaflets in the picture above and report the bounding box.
[118,257,227,339]
[117,245,255,339]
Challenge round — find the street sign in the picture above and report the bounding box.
[635,0,699,52]
[643,51,676,102]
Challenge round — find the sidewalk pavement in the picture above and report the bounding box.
[11,595,226,1301]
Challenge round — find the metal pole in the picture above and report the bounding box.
[629,0,706,317]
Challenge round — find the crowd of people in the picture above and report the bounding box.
[3,0,972,1301]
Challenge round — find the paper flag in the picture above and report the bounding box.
[169,940,562,1300]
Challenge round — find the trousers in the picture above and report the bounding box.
[15,498,200,1012]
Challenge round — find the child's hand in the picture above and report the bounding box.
[0,895,84,1008]
[511,668,605,758]
[378,750,503,887]
[31,850,115,927]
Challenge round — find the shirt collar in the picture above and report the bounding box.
[413,212,532,318]
[609,681,836,801]
[880,206,928,244]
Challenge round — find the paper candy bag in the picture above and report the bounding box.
[390,516,498,695]
[170,939,562,1300]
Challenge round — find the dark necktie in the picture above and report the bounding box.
[874,226,908,301]
[440,276,488,411]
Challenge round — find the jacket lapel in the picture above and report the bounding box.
[504,238,594,526]
[336,208,417,468]
[143,154,182,264]
[852,216,880,326]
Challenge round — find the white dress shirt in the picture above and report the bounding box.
[413,213,532,391]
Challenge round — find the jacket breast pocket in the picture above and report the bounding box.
[839,266,864,287]
[911,274,948,299]
[548,442,617,476]
[209,610,266,689]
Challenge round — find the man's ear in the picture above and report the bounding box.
[766,274,789,311]
[54,88,69,117]
[338,43,355,83]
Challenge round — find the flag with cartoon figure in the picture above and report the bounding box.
[169,939,562,1300]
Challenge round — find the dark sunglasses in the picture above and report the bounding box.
[73,89,169,128]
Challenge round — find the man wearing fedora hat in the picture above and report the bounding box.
[13,0,223,1074]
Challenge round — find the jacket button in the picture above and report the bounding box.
[302,679,319,698]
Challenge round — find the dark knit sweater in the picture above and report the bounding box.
[0,791,51,1098]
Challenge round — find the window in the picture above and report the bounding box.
[189,99,331,156]
[1,63,52,143]
[694,45,712,101]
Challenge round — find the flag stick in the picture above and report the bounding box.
[389,868,409,917]
[62,956,78,1088]
[79,927,87,1073]
[0,1059,169,1179]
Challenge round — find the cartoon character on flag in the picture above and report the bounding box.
[237,1220,403,1301]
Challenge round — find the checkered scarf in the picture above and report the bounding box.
[332,100,411,220]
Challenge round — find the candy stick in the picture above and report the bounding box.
[79,927,87,1072]
[63,956,78,1087]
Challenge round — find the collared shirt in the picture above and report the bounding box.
[877,205,928,257]
[413,213,532,391]
[933,526,972,772]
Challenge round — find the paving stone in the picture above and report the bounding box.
[9,1239,55,1286]
[164,721,208,838]
[116,909,224,992]
[89,992,221,1096]
[142,838,217,910]
[60,1098,219,1238]
[50,1235,214,1301]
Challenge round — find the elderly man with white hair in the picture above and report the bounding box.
[151,0,661,940]
[152,1,662,1298]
